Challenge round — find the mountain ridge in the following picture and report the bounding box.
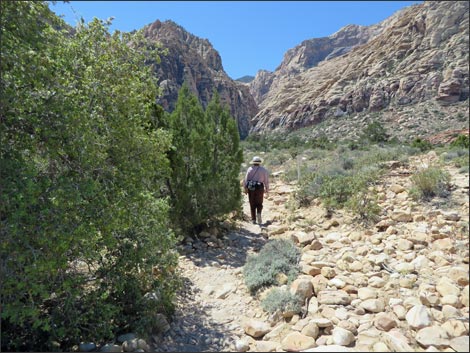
[249,1,469,140]
[139,1,468,142]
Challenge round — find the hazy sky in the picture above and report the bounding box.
[50,1,422,79]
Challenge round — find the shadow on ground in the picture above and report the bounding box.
[151,221,270,352]
[152,276,232,352]
[184,223,269,269]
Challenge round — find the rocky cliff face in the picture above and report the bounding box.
[250,1,469,140]
[142,20,258,138]
[249,18,397,107]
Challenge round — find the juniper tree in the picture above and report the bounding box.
[205,91,243,219]
[167,87,243,235]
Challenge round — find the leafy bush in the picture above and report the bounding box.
[442,148,469,170]
[308,134,335,150]
[243,239,300,295]
[346,191,381,224]
[410,167,451,200]
[1,3,179,351]
[261,288,302,315]
[411,137,433,152]
[319,174,358,209]
[341,157,355,170]
[450,134,469,149]
[361,121,389,143]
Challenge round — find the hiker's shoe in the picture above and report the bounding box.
[257,213,262,225]
[252,220,257,224]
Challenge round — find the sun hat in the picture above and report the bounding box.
[251,156,262,164]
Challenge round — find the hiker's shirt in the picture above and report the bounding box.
[244,166,270,192]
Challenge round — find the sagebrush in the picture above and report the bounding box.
[243,239,300,295]
[261,288,302,315]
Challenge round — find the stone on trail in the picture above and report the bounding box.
[281,331,317,351]
[243,319,271,338]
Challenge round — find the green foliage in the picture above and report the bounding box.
[295,162,380,211]
[450,134,469,149]
[361,121,389,143]
[346,191,381,224]
[205,91,244,219]
[1,2,179,351]
[243,239,300,295]
[167,87,243,235]
[411,137,433,152]
[318,174,357,209]
[410,167,451,200]
[261,288,302,315]
[442,148,469,170]
[341,157,355,170]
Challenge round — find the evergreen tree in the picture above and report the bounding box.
[167,84,212,233]
[205,91,243,218]
[167,87,243,235]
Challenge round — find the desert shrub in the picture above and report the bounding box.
[319,174,358,209]
[458,165,469,174]
[442,148,469,170]
[411,137,433,152]
[168,88,243,236]
[345,139,364,150]
[261,288,302,314]
[268,150,289,166]
[309,134,335,150]
[410,167,451,200]
[341,157,355,170]
[282,163,313,184]
[243,239,300,295]
[361,121,389,143]
[346,190,381,224]
[450,134,469,149]
[356,146,411,166]
[294,165,345,206]
[320,166,380,210]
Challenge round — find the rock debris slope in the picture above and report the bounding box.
[151,151,469,352]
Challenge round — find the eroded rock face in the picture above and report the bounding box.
[250,1,469,138]
[249,22,387,107]
[142,20,258,138]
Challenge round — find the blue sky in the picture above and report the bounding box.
[50,1,422,79]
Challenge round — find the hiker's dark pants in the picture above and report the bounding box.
[248,187,264,221]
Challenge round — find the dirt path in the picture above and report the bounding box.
[151,190,281,352]
[150,155,469,352]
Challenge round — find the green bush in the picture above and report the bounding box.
[450,134,469,149]
[410,167,451,200]
[319,174,357,209]
[346,190,381,224]
[261,288,302,315]
[243,239,300,295]
[411,137,433,152]
[361,121,389,143]
[442,148,469,170]
[341,157,355,170]
[1,3,179,351]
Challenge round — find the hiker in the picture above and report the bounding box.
[243,156,270,225]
